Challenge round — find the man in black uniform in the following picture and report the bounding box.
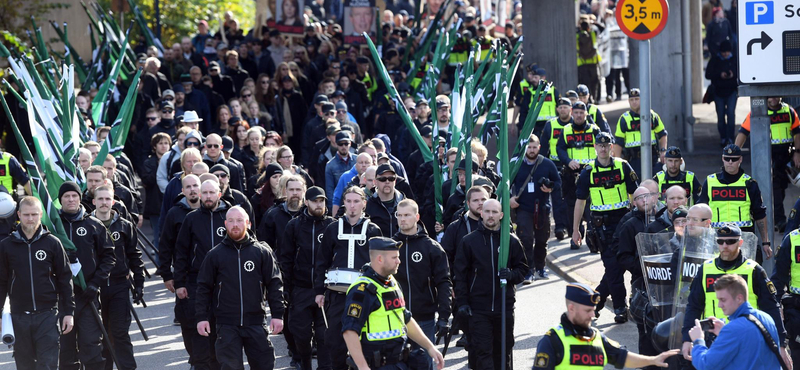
[281,186,335,370]
[454,199,528,370]
[366,163,406,236]
[0,196,74,369]
[679,224,788,366]
[58,181,117,370]
[211,164,254,223]
[341,237,445,370]
[314,186,382,370]
[441,186,487,273]
[195,206,285,370]
[393,199,451,368]
[258,174,306,251]
[532,283,678,369]
[173,179,231,370]
[92,185,145,370]
[83,165,133,222]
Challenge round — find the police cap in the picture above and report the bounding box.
[566,283,601,306]
[369,236,402,251]
[722,144,742,157]
[565,90,579,99]
[572,101,587,111]
[596,132,615,144]
[629,88,641,97]
[716,224,742,237]
[557,98,572,107]
[305,186,327,200]
[665,146,682,159]
[576,84,590,96]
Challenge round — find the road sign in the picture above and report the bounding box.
[738,0,800,83]
[615,0,670,41]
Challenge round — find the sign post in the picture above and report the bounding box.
[616,0,669,180]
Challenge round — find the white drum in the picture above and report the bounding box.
[324,268,362,292]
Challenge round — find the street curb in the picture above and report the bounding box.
[545,248,595,286]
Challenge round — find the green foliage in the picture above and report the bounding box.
[0,0,70,52]
[96,0,254,46]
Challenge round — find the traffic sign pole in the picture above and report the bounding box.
[639,40,653,180]
[749,96,774,272]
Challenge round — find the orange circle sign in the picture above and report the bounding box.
[615,0,670,41]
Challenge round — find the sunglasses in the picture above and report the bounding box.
[716,238,739,245]
[377,176,396,182]
[164,97,175,101]
[337,141,350,146]
[325,112,336,116]
[242,94,252,98]
[206,144,220,148]
[722,156,740,162]
[186,141,201,147]
[214,172,228,178]
[147,117,159,121]
[686,217,709,223]
[162,109,174,114]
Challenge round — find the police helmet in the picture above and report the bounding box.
[651,316,678,353]
[0,192,16,218]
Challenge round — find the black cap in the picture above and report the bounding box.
[265,163,284,179]
[305,186,327,200]
[314,95,330,105]
[159,100,175,110]
[596,132,615,144]
[415,97,429,106]
[720,40,732,53]
[473,176,496,193]
[335,132,351,143]
[376,163,396,176]
[419,125,433,137]
[333,90,346,98]
[716,224,742,237]
[369,236,402,251]
[281,75,293,83]
[180,74,192,84]
[565,90,579,99]
[672,206,689,222]
[376,152,389,163]
[457,159,479,173]
[665,146,682,159]
[723,144,742,157]
[576,84,590,96]
[557,98,572,107]
[221,136,234,153]
[326,125,341,136]
[59,181,82,200]
[629,88,641,97]
[436,96,451,109]
[228,116,242,126]
[321,102,336,114]
[566,283,601,306]
[356,56,370,64]
[572,101,587,111]
[137,53,147,61]
[209,163,230,176]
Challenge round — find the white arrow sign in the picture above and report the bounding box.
[738,0,800,83]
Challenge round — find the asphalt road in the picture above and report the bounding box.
[0,251,639,370]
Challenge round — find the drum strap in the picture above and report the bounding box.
[338,218,371,269]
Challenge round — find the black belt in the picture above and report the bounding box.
[19,307,56,315]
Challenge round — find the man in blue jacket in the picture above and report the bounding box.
[689,274,786,370]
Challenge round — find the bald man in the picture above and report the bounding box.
[646,185,688,233]
[202,134,245,192]
[453,199,528,370]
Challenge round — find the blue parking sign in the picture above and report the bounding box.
[746,1,774,24]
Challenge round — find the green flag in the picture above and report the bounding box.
[93,68,143,166]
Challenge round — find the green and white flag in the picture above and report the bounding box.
[93,67,143,165]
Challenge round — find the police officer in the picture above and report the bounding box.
[654,146,702,205]
[679,224,788,367]
[571,133,639,321]
[173,179,231,370]
[514,66,558,137]
[734,96,800,232]
[0,148,31,195]
[539,98,574,240]
[576,84,610,133]
[0,196,74,370]
[195,206,285,370]
[454,199,528,370]
[58,181,116,370]
[92,184,145,370]
[315,186,383,370]
[557,101,602,243]
[612,88,668,176]
[341,237,445,370]
[511,134,561,282]
[281,186,335,370]
[697,144,772,264]
[393,199,451,368]
[773,225,800,366]
[532,283,678,370]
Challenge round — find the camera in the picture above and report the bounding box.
[538,177,554,188]
[603,180,616,189]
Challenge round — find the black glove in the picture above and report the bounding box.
[83,284,99,300]
[498,268,511,280]
[457,305,472,318]
[132,286,144,305]
[435,319,450,338]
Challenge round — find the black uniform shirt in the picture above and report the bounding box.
[533,313,628,369]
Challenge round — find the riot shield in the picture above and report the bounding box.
[635,232,681,324]
[740,232,758,260]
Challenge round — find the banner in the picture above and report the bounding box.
[343,0,376,44]
[270,0,306,34]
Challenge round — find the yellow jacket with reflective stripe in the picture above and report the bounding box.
[346,276,407,342]
[552,325,607,369]
[706,173,752,228]
[787,231,800,295]
[588,158,630,212]
[701,258,759,321]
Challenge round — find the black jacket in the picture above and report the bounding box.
[440,213,482,277]
[454,225,528,313]
[157,196,197,281]
[59,207,116,294]
[314,216,383,295]
[280,209,335,290]
[142,154,164,217]
[393,225,452,322]
[257,203,303,257]
[94,210,145,289]
[0,227,75,316]
[222,186,254,225]
[615,209,650,281]
[204,154,246,193]
[365,190,405,237]
[195,232,285,325]
[173,200,231,289]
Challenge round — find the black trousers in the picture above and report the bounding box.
[592,220,627,310]
[290,286,331,370]
[324,290,349,370]
[215,324,275,370]
[100,283,136,370]
[11,309,60,370]
[284,293,301,364]
[59,299,106,370]
[773,155,791,225]
[578,64,600,100]
[468,311,514,370]
[606,68,630,99]
[636,322,659,370]
[515,208,551,271]
[176,283,220,370]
